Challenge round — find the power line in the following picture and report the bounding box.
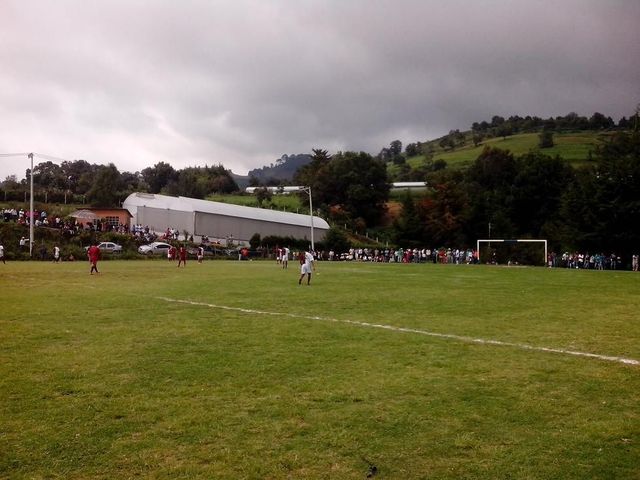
[0,153,30,157]
[0,152,76,163]
[34,153,76,163]
[3,153,136,170]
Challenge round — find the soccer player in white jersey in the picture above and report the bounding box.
[298,250,315,285]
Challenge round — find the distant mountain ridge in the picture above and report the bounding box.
[247,153,312,184]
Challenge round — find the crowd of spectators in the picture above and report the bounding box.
[548,252,628,270]
[316,247,639,270]
[311,247,479,264]
[3,207,83,236]
[3,208,637,270]
[2,208,152,239]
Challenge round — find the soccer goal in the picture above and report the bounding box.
[476,239,547,266]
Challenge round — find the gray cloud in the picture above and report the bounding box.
[1,0,638,180]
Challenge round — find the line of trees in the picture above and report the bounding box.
[0,160,238,207]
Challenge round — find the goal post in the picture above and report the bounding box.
[477,239,547,266]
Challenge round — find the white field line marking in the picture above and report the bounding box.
[157,297,640,367]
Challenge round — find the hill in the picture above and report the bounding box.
[387,130,619,179]
[432,131,612,167]
[247,153,311,184]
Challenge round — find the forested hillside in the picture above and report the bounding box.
[246,154,311,185]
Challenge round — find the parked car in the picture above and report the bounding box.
[138,241,172,255]
[84,241,123,253]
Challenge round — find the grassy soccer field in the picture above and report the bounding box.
[1,260,639,479]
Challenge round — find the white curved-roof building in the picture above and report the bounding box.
[123,192,329,243]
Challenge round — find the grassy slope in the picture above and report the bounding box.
[1,260,639,479]
[207,193,305,213]
[402,131,615,172]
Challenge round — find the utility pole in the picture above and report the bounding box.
[296,186,314,251]
[307,186,314,252]
[28,153,34,257]
[246,185,316,252]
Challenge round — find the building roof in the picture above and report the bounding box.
[390,182,428,190]
[123,192,330,229]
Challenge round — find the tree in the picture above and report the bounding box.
[589,112,614,130]
[392,155,406,165]
[389,140,402,157]
[248,175,261,187]
[538,130,554,148]
[141,162,177,194]
[491,115,505,127]
[495,124,513,139]
[57,160,96,195]
[296,151,390,228]
[439,136,455,151]
[119,171,143,193]
[561,132,640,256]
[420,171,469,247]
[419,142,434,160]
[1,175,21,201]
[464,147,518,241]
[323,227,350,253]
[210,175,237,194]
[33,161,66,190]
[249,233,261,250]
[325,152,390,227]
[377,148,392,162]
[170,168,207,198]
[405,143,419,157]
[393,190,424,246]
[294,148,332,188]
[87,163,121,207]
[255,186,272,207]
[511,152,574,237]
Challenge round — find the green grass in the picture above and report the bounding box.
[207,194,305,213]
[2,261,639,478]
[403,131,614,171]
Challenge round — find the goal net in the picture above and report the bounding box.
[476,239,547,266]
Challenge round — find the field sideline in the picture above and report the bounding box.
[1,260,639,478]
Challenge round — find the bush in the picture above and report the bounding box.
[323,227,350,253]
[539,130,554,148]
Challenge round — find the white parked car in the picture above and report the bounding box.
[85,241,123,253]
[138,241,172,255]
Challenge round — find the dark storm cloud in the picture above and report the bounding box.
[1,0,638,179]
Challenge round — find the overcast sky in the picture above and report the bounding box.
[1,0,638,181]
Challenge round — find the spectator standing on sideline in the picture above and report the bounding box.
[53,245,61,263]
[197,245,204,264]
[298,249,315,285]
[87,242,100,275]
[0,242,5,264]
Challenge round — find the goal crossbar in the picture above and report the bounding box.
[477,239,547,265]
